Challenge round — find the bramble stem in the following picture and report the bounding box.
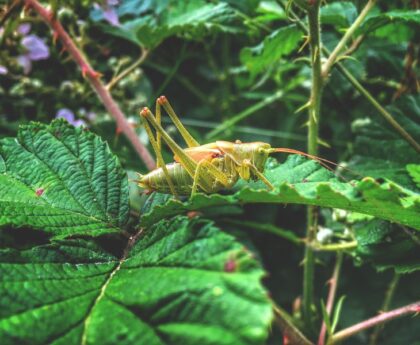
[317,253,344,345]
[24,0,156,170]
[329,301,420,344]
[321,0,377,77]
[303,0,323,330]
[369,273,400,345]
[274,305,314,345]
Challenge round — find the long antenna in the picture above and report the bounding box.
[268,148,358,180]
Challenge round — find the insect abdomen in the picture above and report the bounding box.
[139,163,194,195]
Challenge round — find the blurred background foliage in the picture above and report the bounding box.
[0,0,419,344]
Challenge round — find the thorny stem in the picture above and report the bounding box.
[317,253,344,345]
[321,0,377,78]
[106,48,149,91]
[24,0,156,170]
[328,301,420,344]
[369,273,400,345]
[303,0,323,330]
[280,1,420,153]
[274,305,314,345]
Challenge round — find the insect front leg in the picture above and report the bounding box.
[191,159,234,197]
[242,159,274,190]
[191,160,207,197]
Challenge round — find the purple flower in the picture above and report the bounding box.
[17,23,31,36]
[16,25,50,74]
[21,35,50,60]
[94,0,120,27]
[86,111,97,121]
[17,55,32,75]
[56,108,86,127]
[0,66,7,75]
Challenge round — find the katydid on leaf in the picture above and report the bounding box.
[137,96,346,198]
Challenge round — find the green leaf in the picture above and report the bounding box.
[0,119,129,239]
[407,164,420,189]
[359,9,420,35]
[320,2,358,29]
[331,296,346,334]
[254,1,287,23]
[99,2,241,48]
[139,156,420,230]
[240,25,303,75]
[0,216,272,345]
[354,219,420,273]
[320,300,333,336]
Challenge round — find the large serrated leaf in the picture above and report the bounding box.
[0,216,272,345]
[320,1,358,28]
[353,218,420,273]
[0,119,129,239]
[139,156,420,230]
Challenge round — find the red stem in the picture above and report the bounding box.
[330,301,420,344]
[317,253,343,345]
[24,0,155,170]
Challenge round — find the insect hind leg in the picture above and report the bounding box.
[157,96,200,148]
[139,110,178,198]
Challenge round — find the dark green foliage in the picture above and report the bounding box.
[349,95,420,191]
[0,217,272,345]
[0,120,129,239]
[240,25,303,75]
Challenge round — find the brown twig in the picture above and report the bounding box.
[107,48,149,91]
[273,305,314,345]
[317,253,343,345]
[342,35,366,57]
[24,0,155,170]
[329,301,420,344]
